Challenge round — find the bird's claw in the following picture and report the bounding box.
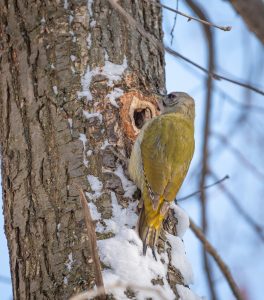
[142,241,157,261]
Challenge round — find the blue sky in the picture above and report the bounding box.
[0,182,12,299]
[1,1,264,299]
[163,0,264,299]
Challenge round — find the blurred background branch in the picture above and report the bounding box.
[184,1,218,299]
[228,0,264,44]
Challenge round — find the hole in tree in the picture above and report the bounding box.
[133,107,152,129]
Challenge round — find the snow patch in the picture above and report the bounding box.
[83,110,103,123]
[88,201,101,221]
[79,133,89,167]
[106,87,124,108]
[71,66,76,74]
[171,203,190,238]
[69,15,74,24]
[78,57,127,101]
[114,165,137,198]
[70,55,76,62]
[90,20,96,27]
[67,118,73,135]
[86,175,103,200]
[97,192,175,299]
[53,86,58,95]
[87,0,94,17]
[166,234,194,285]
[87,34,92,48]
[56,223,61,238]
[177,284,203,300]
[64,0,68,9]
[65,252,73,271]
[101,140,110,150]
[87,175,103,193]
[87,150,93,156]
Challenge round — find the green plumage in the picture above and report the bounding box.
[139,112,194,247]
[142,113,194,204]
[128,92,195,255]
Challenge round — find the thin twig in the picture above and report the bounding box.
[106,0,264,96]
[212,131,264,182]
[155,2,232,31]
[165,47,264,96]
[216,87,264,114]
[210,172,264,242]
[189,219,244,300]
[170,0,179,45]
[74,184,106,300]
[70,280,167,300]
[185,1,218,299]
[177,175,229,201]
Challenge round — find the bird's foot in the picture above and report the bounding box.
[142,240,157,261]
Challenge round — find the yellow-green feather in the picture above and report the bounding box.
[140,113,194,231]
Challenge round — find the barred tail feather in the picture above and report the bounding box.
[137,206,160,260]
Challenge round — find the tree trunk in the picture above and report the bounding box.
[0,0,195,299]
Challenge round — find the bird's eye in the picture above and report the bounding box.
[168,93,174,99]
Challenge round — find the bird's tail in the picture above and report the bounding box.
[137,205,161,260]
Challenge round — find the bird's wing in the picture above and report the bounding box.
[141,114,194,208]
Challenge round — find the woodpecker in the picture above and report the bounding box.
[128,92,195,257]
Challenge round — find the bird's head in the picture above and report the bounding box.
[161,92,195,120]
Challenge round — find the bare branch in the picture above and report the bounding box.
[106,0,264,96]
[165,47,264,96]
[177,175,229,201]
[155,2,232,31]
[211,173,264,242]
[216,87,264,114]
[70,280,167,300]
[189,219,244,300]
[212,131,264,182]
[169,0,179,45]
[185,1,217,299]
[74,184,106,300]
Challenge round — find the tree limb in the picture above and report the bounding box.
[76,185,106,300]
[165,47,264,96]
[185,1,217,299]
[176,175,229,202]
[212,131,264,182]
[155,1,232,31]
[189,219,244,300]
[210,172,264,243]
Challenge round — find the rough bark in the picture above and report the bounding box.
[0,0,187,299]
[229,0,264,44]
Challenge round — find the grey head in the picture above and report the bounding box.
[161,92,195,120]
